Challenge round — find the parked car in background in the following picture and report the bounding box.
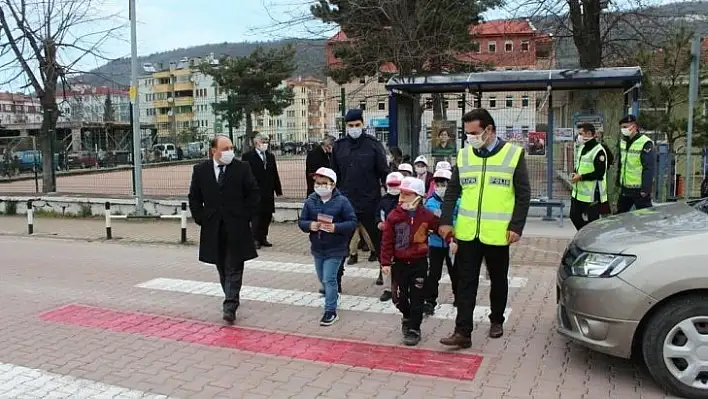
[67,151,97,169]
[183,141,205,159]
[557,200,708,398]
[152,143,177,161]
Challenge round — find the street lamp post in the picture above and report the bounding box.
[129,0,145,215]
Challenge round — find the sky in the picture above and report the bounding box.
[0,0,679,92]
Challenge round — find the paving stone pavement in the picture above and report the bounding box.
[0,215,569,267]
[0,235,680,399]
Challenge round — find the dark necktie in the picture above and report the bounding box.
[218,165,225,186]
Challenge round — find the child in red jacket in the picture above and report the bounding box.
[380,177,451,346]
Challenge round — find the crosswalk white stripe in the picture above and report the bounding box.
[244,260,528,288]
[136,278,511,322]
[0,362,172,398]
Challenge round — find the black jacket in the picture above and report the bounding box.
[617,133,655,196]
[330,134,389,215]
[242,149,283,213]
[188,159,260,264]
[305,146,331,196]
[441,139,531,236]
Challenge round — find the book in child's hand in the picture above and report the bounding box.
[317,213,334,231]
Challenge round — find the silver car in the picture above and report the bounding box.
[557,200,708,399]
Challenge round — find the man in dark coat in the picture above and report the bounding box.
[242,132,283,249]
[305,135,335,196]
[331,109,389,267]
[188,135,260,324]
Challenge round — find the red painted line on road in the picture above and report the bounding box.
[39,304,483,380]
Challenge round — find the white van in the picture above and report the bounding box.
[151,143,177,161]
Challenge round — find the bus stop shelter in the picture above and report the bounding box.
[384,67,644,212]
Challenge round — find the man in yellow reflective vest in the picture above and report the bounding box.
[570,123,607,230]
[617,114,655,213]
[438,109,531,348]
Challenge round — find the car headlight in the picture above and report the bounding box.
[569,252,636,277]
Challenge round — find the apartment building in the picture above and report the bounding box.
[0,92,42,127]
[139,56,328,144]
[56,84,131,124]
[324,19,555,139]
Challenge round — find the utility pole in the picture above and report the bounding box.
[129,0,145,215]
[685,36,701,199]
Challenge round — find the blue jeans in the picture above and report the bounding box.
[314,256,343,312]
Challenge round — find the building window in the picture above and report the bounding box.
[425,98,433,109]
[488,42,496,53]
[302,110,306,117]
[489,97,496,108]
[359,101,366,111]
[521,125,529,134]
[505,41,513,52]
[521,40,530,52]
[277,119,283,127]
[505,96,513,107]
[378,101,386,111]
[443,100,449,109]
[457,100,464,109]
[301,99,306,105]
[359,77,366,84]
[522,96,529,107]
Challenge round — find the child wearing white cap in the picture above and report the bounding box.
[397,163,414,177]
[423,169,460,315]
[426,160,453,198]
[298,167,357,326]
[375,171,404,302]
[380,177,452,346]
[413,155,433,190]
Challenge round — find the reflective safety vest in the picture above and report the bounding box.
[620,135,652,189]
[572,143,608,203]
[455,142,522,245]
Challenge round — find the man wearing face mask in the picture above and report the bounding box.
[331,109,389,270]
[188,135,261,324]
[243,132,283,249]
[617,114,655,213]
[305,135,335,196]
[438,108,531,348]
[570,123,607,230]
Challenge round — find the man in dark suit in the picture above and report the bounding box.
[242,132,283,249]
[305,135,335,196]
[188,135,260,324]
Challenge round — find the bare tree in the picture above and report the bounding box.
[0,0,123,192]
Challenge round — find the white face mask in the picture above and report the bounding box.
[576,135,589,145]
[257,143,269,152]
[347,127,363,139]
[467,133,486,149]
[415,166,427,175]
[435,187,447,198]
[387,188,400,195]
[400,200,419,211]
[219,150,235,165]
[620,127,631,137]
[314,186,333,198]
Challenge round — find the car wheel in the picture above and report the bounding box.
[642,295,708,398]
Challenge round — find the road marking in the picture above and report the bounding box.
[40,304,484,381]
[0,361,171,398]
[135,278,511,322]
[244,260,528,288]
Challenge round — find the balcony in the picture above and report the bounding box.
[153,100,169,108]
[153,84,172,93]
[174,97,194,106]
[175,113,193,122]
[156,114,169,123]
[153,71,171,79]
[173,82,194,92]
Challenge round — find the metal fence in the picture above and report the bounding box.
[0,83,703,201]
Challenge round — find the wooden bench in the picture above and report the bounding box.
[530,198,565,227]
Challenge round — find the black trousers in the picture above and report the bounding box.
[424,246,457,306]
[252,209,273,243]
[392,258,428,331]
[617,194,652,214]
[217,222,244,313]
[455,239,509,336]
[570,198,600,231]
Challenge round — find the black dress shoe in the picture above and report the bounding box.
[222,311,235,324]
[261,240,273,247]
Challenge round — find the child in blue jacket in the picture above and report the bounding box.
[423,169,460,315]
[298,167,357,326]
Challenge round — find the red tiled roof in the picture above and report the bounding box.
[469,19,537,36]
